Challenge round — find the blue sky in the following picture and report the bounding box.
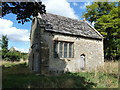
[0,1,92,53]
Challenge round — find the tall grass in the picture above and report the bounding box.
[2,60,28,67]
[97,61,118,74]
[91,61,118,88]
[2,60,119,88]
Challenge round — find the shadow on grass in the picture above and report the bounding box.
[108,73,119,79]
[2,63,97,88]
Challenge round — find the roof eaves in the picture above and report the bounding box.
[45,29,102,40]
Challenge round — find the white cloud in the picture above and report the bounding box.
[0,18,30,42]
[73,2,78,6]
[42,0,79,19]
[80,2,91,9]
[14,47,29,53]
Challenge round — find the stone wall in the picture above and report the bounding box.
[40,29,104,74]
[29,17,104,74]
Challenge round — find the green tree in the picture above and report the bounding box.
[6,51,22,61]
[1,35,8,59]
[96,7,120,60]
[2,1,46,24]
[1,35,23,61]
[83,2,119,60]
[83,2,116,23]
[2,35,8,51]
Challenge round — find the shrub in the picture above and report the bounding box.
[3,51,22,61]
[21,53,28,60]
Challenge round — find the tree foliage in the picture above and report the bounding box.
[5,51,22,61]
[83,2,119,60]
[83,2,116,23]
[2,1,46,24]
[96,7,120,60]
[1,35,8,51]
[1,1,46,60]
[1,35,27,61]
[1,35,8,59]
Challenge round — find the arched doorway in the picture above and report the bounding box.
[80,54,85,70]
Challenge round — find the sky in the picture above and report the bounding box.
[0,0,92,53]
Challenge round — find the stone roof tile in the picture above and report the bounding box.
[40,13,103,39]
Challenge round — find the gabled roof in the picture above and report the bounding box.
[39,13,103,39]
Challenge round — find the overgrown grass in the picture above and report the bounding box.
[2,60,28,67]
[2,61,118,88]
[93,61,118,88]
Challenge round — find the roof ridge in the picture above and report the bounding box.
[43,13,85,22]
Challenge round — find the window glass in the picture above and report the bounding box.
[54,42,58,58]
[64,43,67,58]
[54,41,73,58]
[59,42,63,57]
[69,43,72,58]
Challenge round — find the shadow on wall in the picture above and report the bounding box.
[40,34,72,75]
[48,57,69,75]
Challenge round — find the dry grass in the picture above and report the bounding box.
[92,61,119,88]
[2,60,119,88]
[97,61,118,74]
[2,60,28,67]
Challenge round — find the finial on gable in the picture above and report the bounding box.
[83,18,86,22]
[37,13,42,18]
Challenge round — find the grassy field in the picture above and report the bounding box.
[2,60,118,88]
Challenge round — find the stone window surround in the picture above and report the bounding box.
[54,40,74,58]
